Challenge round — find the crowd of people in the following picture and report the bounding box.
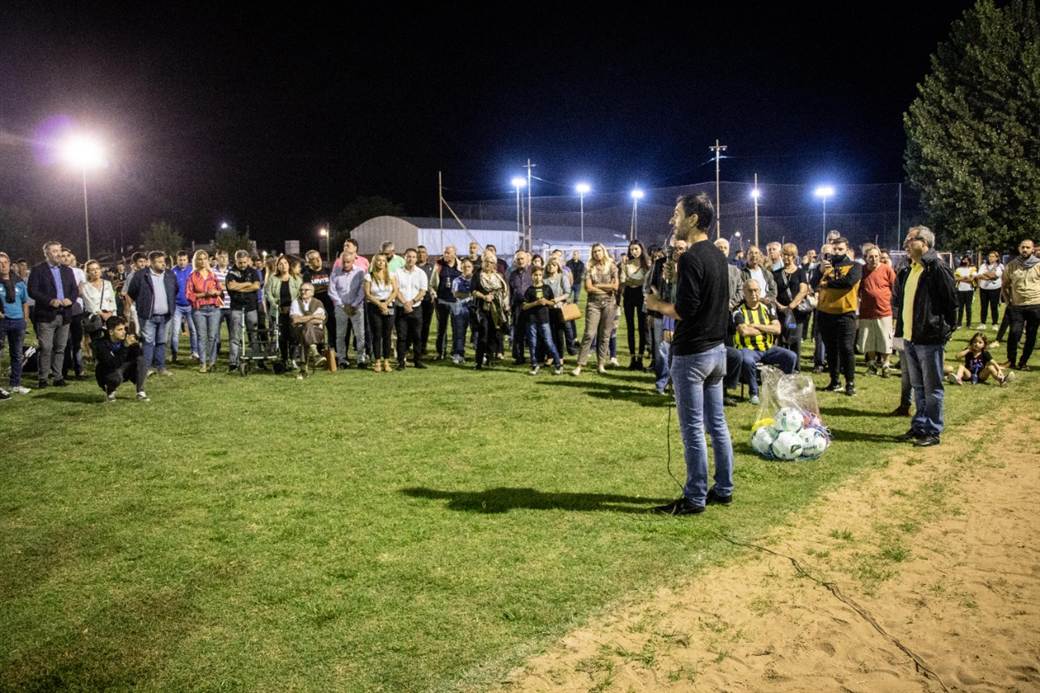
[1,224,1037,420]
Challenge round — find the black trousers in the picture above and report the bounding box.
[277,312,295,364]
[818,311,856,385]
[979,288,1001,325]
[419,299,434,356]
[548,306,568,360]
[956,290,974,327]
[366,304,393,359]
[1006,304,1040,368]
[435,301,454,357]
[62,314,84,377]
[511,302,528,361]
[96,355,145,394]
[781,309,807,369]
[475,308,499,366]
[622,285,648,357]
[395,308,423,365]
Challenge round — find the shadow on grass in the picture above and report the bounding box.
[32,390,103,404]
[401,486,670,514]
[827,426,902,443]
[537,379,669,407]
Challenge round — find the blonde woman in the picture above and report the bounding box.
[543,256,572,360]
[572,243,619,376]
[79,260,117,329]
[364,254,398,371]
[186,250,224,372]
[264,254,303,368]
[471,251,510,369]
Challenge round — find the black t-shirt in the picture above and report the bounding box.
[302,265,331,303]
[774,266,807,307]
[671,239,730,356]
[226,266,260,311]
[523,284,555,324]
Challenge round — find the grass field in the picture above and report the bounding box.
[0,319,1029,691]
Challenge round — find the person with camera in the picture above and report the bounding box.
[816,237,862,396]
[93,315,148,402]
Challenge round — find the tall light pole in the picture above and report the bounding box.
[575,182,591,244]
[630,188,644,241]
[750,174,761,248]
[511,177,527,248]
[814,185,836,245]
[59,134,107,259]
[709,139,727,238]
[523,159,536,251]
[319,227,330,264]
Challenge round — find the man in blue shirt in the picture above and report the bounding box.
[27,240,79,388]
[169,250,199,363]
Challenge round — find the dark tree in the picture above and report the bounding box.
[331,196,405,249]
[904,0,1040,252]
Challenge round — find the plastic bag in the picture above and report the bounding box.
[749,365,831,461]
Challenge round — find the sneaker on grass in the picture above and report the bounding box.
[136,391,150,402]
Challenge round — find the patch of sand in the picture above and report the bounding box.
[500,409,1040,692]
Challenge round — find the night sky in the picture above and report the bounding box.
[1,3,975,251]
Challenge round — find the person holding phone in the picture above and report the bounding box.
[93,316,148,402]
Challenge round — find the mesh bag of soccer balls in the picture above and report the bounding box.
[749,366,831,461]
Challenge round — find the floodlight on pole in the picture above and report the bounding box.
[319,226,330,264]
[630,188,644,241]
[220,221,230,230]
[751,173,761,247]
[575,183,591,243]
[814,185,836,244]
[512,177,527,240]
[58,133,108,260]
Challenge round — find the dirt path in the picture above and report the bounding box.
[500,409,1040,692]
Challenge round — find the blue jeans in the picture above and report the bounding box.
[904,340,945,436]
[670,345,734,505]
[1,317,27,386]
[192,306,222,366]
[170,304,199,357]
[737,346,799,396]
[650,317,670,392]
[140,313,169,371]
[229,308,259,365]
[526,321,561,367]
[451,304,474,357]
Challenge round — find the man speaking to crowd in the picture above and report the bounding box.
[646,193,734,516]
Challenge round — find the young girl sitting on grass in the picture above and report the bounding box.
[946,331,1012,386]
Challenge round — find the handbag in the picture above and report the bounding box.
[82,281,106,333]
[561,303,582,322]
[796,294,817,315]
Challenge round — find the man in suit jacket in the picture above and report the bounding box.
[127,251,178,376]
[27,240,79,387]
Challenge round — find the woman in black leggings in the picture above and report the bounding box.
[977,251,1003,328]
[619,241,650,370]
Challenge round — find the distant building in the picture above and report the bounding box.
[350,216,628,260]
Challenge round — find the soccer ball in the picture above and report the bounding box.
[751,426,779,456]
[775,407,804,433]
[798,427,829,458]
[771,431,804,460]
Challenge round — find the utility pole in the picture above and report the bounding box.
[709,139,727,238]
[523,159,536,252]
[438,171,444,250]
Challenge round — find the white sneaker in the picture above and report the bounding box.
[106,392,117,403]
[977,324,986,330]
[11,385,31,395]
[147,368,157,377]
[136,391,150,401]
[609,357,620,367]
[452,354,463,365]
[529,365,540,376]
[571,366,582,377]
